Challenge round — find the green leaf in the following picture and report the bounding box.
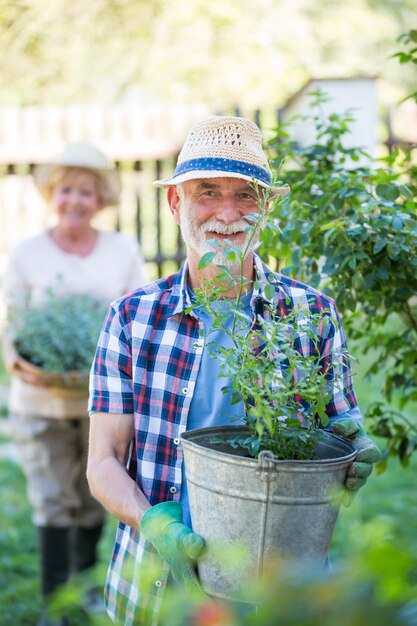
[345,295,357,312]
[398,184,413,200]
[320,219,343,232]
[232,309,252,323]
[387,242,400,258]
[12,291,107,373]
[291,248,301,266]
[373,239,387,254]
[409,29,417,42]
[198,252,216,269]
[352,272,365,290]
[285,418,303,428]
[310,273,321,288]
[223,249,238,262]
[375,184,400,202]
[206,238,223,249]
[392,215,404,230]
[264,284,276,301]
[321,414,329,427]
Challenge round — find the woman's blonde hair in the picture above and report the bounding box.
[43,166,115,209]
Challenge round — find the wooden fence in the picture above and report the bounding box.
[0,99,414,302]
[0,158,182,283]
[0,105,282,289]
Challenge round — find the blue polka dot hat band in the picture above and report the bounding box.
[174,157,271,186]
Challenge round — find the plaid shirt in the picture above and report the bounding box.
[89,254,358,626]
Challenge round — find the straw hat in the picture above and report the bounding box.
[154,116,279,191]
[34,142,121,208]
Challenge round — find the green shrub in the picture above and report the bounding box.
[264,83,417,469]
[11,290,107,374]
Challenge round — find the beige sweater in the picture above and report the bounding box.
[4,230,147,418]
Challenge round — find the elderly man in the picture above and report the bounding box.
[87,116,380,626]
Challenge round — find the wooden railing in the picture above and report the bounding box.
[0,107,281,281]
[0,157,186,282]
[0,103,411,283]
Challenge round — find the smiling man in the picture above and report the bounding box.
[86,116,380,626]
[170,176,264,285]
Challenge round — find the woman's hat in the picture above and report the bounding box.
[34,142,122,207]
[153,115,283,192]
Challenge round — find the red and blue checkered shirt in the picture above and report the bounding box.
[89,254,359,626]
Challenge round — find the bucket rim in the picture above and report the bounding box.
[181,424,356,466]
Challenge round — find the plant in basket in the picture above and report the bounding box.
[10,289,107,390]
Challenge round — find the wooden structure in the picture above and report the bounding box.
[0,85,415,317]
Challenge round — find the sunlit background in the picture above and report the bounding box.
[1,0,416,277]
[1,4,417,625]
[1,0,416,107]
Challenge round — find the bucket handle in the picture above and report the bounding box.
[255,450,277,578]
[256,450,278,481]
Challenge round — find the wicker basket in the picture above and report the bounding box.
[15,354,89,396]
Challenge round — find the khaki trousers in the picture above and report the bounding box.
[11,413,105,528]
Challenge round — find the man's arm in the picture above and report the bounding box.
[87,412,151,528]
[87,411,206,587]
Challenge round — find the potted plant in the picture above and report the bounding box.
[180,193,357,601]
[9,289,107,393]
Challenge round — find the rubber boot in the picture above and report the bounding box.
[71,524,103,573]
[37,526,70,626]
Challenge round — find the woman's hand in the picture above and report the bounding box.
[2,331,50,386]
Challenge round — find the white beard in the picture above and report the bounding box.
[180,211,261,269]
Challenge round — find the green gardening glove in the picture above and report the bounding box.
[331,418,381,507]
[140,501,205,588]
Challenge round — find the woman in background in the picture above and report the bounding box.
[3,142,147,626]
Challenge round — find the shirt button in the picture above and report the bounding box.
[174,438,180,445]
[182,387,189,395]
[155,580,162,588]
[170,486,177,494]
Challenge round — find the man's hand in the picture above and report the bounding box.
[331,418,381,507]
[140,501,205,588]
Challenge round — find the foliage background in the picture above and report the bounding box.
[2,351,416,624]
[1,0,417,109]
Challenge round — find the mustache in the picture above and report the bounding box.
[201,220,249,235]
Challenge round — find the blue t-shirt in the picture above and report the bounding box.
[180,289,253,528]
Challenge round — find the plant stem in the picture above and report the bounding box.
[403,300,417,334]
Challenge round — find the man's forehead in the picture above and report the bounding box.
[183,177,255,191]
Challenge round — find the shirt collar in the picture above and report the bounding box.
[168,253,283,318]
[169,259,196,318]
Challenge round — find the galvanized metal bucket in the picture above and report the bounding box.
[181,425,356,601]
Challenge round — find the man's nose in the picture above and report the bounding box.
[214,196,241,223]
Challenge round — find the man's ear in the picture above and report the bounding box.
[167,186,181,225]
